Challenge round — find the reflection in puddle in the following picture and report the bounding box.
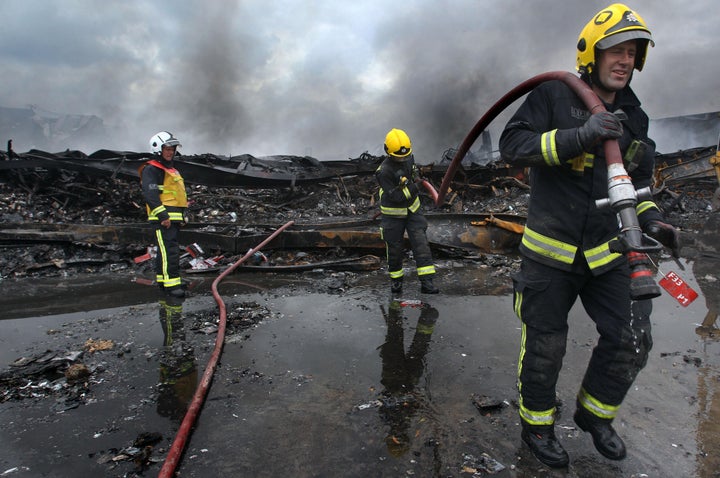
[156,296,198,422]
[378,299,438,457]
[692,256,720,477]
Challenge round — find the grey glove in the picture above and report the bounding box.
[576,111,623,150]
[646,220,681,258]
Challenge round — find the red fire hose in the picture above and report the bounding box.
[158,220,295,478]
[436,70,655,252]
[420,179,438,204]
[437,71,609,204]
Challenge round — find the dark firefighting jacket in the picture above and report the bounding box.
[139,159,188,223]
[499,79,664,275]
[375,155,422,217]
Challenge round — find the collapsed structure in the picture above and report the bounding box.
[0,123,718,280]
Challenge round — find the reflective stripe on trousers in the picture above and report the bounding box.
[380,213,435,279]
[512,257,651,425]
[154,223,182,288]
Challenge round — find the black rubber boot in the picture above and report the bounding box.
[521,424,569,468]
[390,278,403,294]
[420,277,439,294]
[574,406,626,460]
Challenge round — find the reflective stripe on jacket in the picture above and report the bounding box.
[375,156,422,217]
[499,79,665,275]
[521,225,622,271]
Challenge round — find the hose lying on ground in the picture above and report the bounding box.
[158,220,296,478]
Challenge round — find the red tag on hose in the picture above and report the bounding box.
[658,271,698,307]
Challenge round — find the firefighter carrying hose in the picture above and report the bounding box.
[139,131,188,298]
[375,128,439,295]
[498,4,679,468]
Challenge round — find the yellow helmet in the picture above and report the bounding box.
[384,128,412,159]
[576,3,654,75]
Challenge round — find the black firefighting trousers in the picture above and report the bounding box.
[512,257,653,425]
[153,222,182,289]
[380,212,435,279]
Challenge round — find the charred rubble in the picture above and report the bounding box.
[0,150,532,279]
[0,145,718,476]
[0,145,718,280]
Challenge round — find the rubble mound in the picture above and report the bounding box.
[0,150,717,279]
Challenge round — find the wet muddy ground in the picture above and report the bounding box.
[1,252,719,478]
[1,154,719,477]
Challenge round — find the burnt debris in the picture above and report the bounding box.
[0,143,718,279]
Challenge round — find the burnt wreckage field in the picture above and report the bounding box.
[0,149,529,278]
[1,145,720,477]
[0,145,717,279]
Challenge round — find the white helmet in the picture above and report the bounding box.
[149,131,181,154]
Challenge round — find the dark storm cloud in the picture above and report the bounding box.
[0,1,718,158]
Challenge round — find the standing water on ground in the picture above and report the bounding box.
[0,259,718,477]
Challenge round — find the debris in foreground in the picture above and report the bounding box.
[462,452,506,475]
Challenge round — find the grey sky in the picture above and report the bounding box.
[0,0,718,160]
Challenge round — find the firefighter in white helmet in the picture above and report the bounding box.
[139,131,188,298]
[499,4,679,468]
[375,128,439,295]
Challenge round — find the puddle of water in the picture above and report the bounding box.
[177,289,519,477]
[0,258,718,477]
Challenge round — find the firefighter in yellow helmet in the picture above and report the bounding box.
[139,131,188,298]
[499,4,679,468]
[375,128,439,294]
